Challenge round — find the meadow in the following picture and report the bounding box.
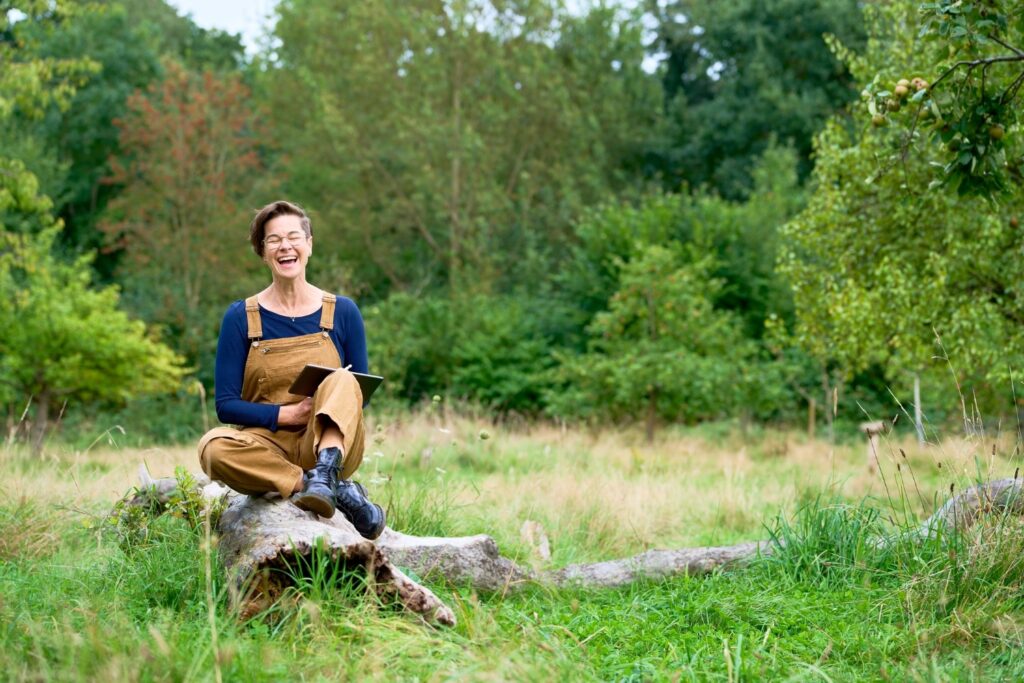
[5,1,1024,680]
[3,412,1024,681]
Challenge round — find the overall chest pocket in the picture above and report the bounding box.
[244,334,340,403]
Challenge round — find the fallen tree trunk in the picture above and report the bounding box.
[545,542,768,588]
[916,477,1024,537]
[130,467,767,622]
[129,468,1022,626]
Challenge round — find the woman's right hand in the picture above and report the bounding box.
[278,397,313,426]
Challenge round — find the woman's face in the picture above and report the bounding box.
[262,214,312,281]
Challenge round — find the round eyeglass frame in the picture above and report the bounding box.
[263,231,309,251]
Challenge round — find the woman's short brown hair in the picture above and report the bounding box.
[250,200,312,257]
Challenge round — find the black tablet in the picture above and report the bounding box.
[288,364,383,400]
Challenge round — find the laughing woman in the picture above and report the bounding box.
[197,200,385,539]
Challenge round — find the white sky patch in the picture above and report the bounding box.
[167,0,277,53]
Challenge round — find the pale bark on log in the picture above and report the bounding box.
[217,494,457,626]
[135,467,458,626]
[377,529,532,592]
[130,468,766,618]
[545,542,769,588]
[130,469,1022,627]
[915,477,1024,537]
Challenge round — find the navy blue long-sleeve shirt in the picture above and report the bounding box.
[214,296,368,431]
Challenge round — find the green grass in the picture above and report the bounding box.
[3,419,1024,680]
[5,510,1023,681]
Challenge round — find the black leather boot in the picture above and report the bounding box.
[335,480,386,540]
[291,446,342,518]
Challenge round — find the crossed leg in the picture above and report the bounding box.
[198,368,366,496]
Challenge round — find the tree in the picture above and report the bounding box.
[556,145,805,347]
[865,0,1024,197]
[7,0,245,269]
[645,0,866,199]
[0,1,188,446]
[1,1,98,237]
[0,206,185,447]
[110,0,245,73]
[780,1,1024,426]
[100,62,269,374]
[549,245,754,440]
[262,0,660,299]
[0,3,98,120]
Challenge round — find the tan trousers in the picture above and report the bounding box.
[198,369,365,498]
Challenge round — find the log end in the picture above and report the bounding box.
[217,495,458,627]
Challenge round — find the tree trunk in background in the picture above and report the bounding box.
[646,388,657,443]
[448,50,462,296]
[30,389,50,451]
[807,397,816,439]
[821,371,834,443]
[914,374,925,445]
[645,284,659,444]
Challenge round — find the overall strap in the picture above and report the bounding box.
[244,295,263,340]
[319,293,337,331]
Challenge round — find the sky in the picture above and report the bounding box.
[165,0,663,71]
[167,0,278,52]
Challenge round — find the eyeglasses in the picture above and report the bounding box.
[263,231,308,250]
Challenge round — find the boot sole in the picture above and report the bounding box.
[293,492,336,519]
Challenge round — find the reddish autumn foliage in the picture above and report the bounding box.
[102,62,272,362]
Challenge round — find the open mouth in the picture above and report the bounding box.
[277,256,298,266]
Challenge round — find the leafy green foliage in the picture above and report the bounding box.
[5,0,1000,434]
[0,2,98,239]
[364,293,454,405]
[0,18,186,444]
[4,1,244,263]
[782,1,1024,403]
[869,0,1024,196]
[263,0,659,297]
[366,293,554,413]
[0,223,186,442]
[547,148,811,431]
[12,3,164,254]
[110,0,245,73]
[0,2,99,121]
[165,467,227,532]
[558,146,805,343]
[550,246,754,432]
[450,297,553,413]
[647,0,866,198]
[100,62,268,376]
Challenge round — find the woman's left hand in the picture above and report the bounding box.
[278,397,313,426]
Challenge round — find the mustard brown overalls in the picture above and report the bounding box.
[198,293,366,498]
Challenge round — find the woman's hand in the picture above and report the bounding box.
[278,397,313,426]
